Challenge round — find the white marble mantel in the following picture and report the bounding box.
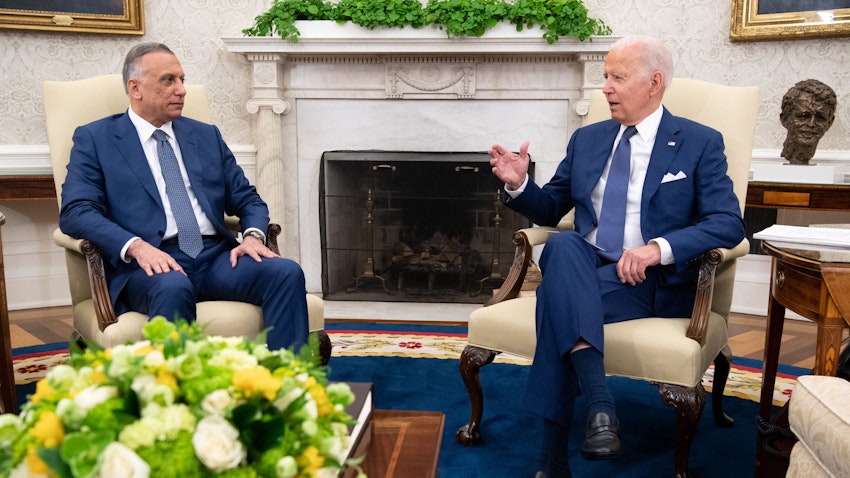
[222,23,616,293]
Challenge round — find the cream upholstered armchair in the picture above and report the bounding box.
[43,75,330,363]
[455,79,759,477]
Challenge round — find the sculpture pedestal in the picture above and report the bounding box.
[752,162,848,184]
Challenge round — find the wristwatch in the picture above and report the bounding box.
[243,230,265,244]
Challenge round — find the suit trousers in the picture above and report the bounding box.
[524,231,695,425]
[122,236,309,350]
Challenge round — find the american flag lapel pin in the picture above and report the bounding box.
[668,141,676,146]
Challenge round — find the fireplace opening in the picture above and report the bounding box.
[320,151,533,303]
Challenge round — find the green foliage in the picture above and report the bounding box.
[243,0,610,44]
[424,0,509,37]
[335,0,427,29]
[509,0,610,43]
[242,0,335,42]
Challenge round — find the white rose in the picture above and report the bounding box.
[192,416,246,472]
[97,442,150,478]
[201,390,233,416]
[74,385,118,412]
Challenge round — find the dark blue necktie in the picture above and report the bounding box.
[153,129,203,258]
[596,126,637,261]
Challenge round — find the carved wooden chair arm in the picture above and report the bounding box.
[53,228,118,332]
[487,225,560,306]
[685,238,750,346]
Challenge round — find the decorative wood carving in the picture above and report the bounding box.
[658,382,707,478]
[486,230,532,306]
[686,248,722,345]
[456,344,499,445]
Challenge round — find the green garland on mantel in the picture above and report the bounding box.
[243,0,611,44]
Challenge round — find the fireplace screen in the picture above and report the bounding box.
[320,151,533,303]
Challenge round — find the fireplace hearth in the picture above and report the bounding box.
[321,151,532,303]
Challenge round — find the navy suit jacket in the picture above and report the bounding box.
[506,107,746,287]
[59,112,270,311]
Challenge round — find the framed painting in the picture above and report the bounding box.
[731,0,850,41]
[0,0,144,35]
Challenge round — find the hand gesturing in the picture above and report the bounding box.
[488,140,531,191]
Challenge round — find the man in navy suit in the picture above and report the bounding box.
[59,43,309,350]
[488,36,745,477]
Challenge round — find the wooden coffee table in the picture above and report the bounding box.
[359,410,445,478]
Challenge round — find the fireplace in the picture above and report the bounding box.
[223,26,614,297]
[320,151,532,303]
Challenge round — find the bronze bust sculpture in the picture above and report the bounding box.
[779,79,837,165]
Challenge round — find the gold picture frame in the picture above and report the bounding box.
[731,0,850,41]
[0,0,144,35]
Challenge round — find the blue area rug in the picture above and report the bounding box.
[324,322,807,478]
[328,355,791,478]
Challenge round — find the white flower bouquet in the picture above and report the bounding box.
[0,317,365,478]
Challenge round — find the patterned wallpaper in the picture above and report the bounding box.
[0,0,847,152]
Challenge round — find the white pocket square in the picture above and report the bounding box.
[661,171,687,183]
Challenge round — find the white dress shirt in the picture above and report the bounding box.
[121,108,216,259]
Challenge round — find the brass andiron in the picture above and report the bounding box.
[471,190,503,296]
[347,187,393,294]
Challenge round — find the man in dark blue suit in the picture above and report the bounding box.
[488,36,745,477]
[59,43,309,350]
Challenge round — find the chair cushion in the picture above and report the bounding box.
[73,294,325,348]
[788,375,850,478]
[603,314,727,387]
[468,297,537,360]
[467,297,728,387]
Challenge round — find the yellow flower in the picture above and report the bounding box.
[232,367,282,401]
[29,411,64,447]
[157,369,179,394]
[26,447,51,474]
[30,380,53,405]
[298,445,325,474]
[304,377,332,416]
[90,369,109,384]
[134,344,154,356]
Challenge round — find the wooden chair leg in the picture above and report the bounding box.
[456,345,498,446]
[711,350,734,427]
[658,382,707,478]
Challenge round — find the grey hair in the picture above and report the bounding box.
[611,35,673,88]
[122,43,175,93]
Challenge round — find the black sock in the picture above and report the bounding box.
[539,418,572,477]
[571,347,616,421]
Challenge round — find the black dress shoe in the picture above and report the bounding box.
[581,412,621,460]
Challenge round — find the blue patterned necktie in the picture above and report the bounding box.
[153,129,203,258]
[596,126,637,261]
